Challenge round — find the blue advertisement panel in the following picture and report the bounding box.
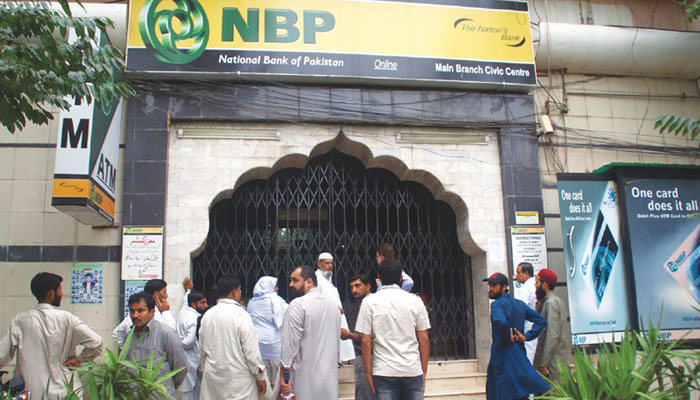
[558,180,631,345]
[625,179,700,338]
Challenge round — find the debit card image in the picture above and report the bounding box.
[664,224,700,305]
[579,210,618,307]
[591,224,618,304]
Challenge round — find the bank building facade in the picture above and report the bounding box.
[1,0,699,385]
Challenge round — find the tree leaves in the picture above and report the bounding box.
[654,115,700,141]
[681,0,700,23]
[0,0,134,133]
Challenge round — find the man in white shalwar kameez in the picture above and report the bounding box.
[315,252,356,363]
[200,276,266,399]
[176,290,208,400]
[513,262,538,363]
[0,272,103,400]
[281,265,341,400]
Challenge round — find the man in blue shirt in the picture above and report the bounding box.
[375,243,414,292]
[484,272,550,400]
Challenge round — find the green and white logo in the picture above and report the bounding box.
[139,0,209,64]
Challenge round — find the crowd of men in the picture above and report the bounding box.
[0,251,570,400]
[0,243,429,400]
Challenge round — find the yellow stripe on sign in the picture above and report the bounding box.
[124,226,164,235]
[511,227,545,234]
[127,0,533,63]
[52,179,115,219]
[52,179,91,198]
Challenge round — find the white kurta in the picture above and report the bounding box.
[199,298,265,400]
[0,304,103,399]
[513,276,538,363]
[247,277,288,400]
[176,304,200,398]
[247,277,289,360]
[315,270,356,362]
[281,287,341,400]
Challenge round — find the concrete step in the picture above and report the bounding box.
[424,372,487,391]
[339,372,486,394]
[425,388,486,400]
[426,360,480,374]
[339,359,485,400]
[339,359,479,380]
[340,388,486,400]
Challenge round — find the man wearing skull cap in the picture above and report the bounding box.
[534,269,571,383]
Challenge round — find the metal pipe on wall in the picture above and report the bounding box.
[535,22,700,79]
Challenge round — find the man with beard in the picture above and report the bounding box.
[280,265,341,399]
[483,273,549,400]
[315,252,356,364]
[126,291,187,399]
[341,273,373,400]
[533,269,571,383]
[0,272,103,399]
[176,290,208,400]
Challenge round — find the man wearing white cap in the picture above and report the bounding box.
[315,252,356,363]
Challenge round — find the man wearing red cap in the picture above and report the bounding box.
[533,269,571,383]
[483,272,549,400]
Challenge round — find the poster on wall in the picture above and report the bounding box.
[124,280,147,318]
[121,226,164,280]
[71,263,103,304]
[510,226,548,273]
[557,180,631,345]
[625,179,700,339]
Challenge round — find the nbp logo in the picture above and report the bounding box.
[139,0,209,64]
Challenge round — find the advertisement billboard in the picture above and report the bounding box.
[558,180,632,345]
[126,0,536,89]
[624,179,700,339]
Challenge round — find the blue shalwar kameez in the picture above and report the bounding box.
[486,294,550,400]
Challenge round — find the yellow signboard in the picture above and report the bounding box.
[127,0,535,89]
[52,179,116,222]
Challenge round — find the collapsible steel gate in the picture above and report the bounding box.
[192,150,475,359]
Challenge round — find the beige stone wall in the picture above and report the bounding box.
[0,108,127,350]
[535,74,699,184]
[164,123,508,363]
[533,73,700,352]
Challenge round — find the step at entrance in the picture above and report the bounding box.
[339,360,486,400]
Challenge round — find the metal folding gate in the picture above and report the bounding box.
[192,150,475,359]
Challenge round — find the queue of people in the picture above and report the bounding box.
[0,251,570,400]
[115,242,425,400]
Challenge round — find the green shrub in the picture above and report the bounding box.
[542,322,699,400]
[64,330,183,400]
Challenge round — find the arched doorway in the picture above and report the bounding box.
[192,150,475,359]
